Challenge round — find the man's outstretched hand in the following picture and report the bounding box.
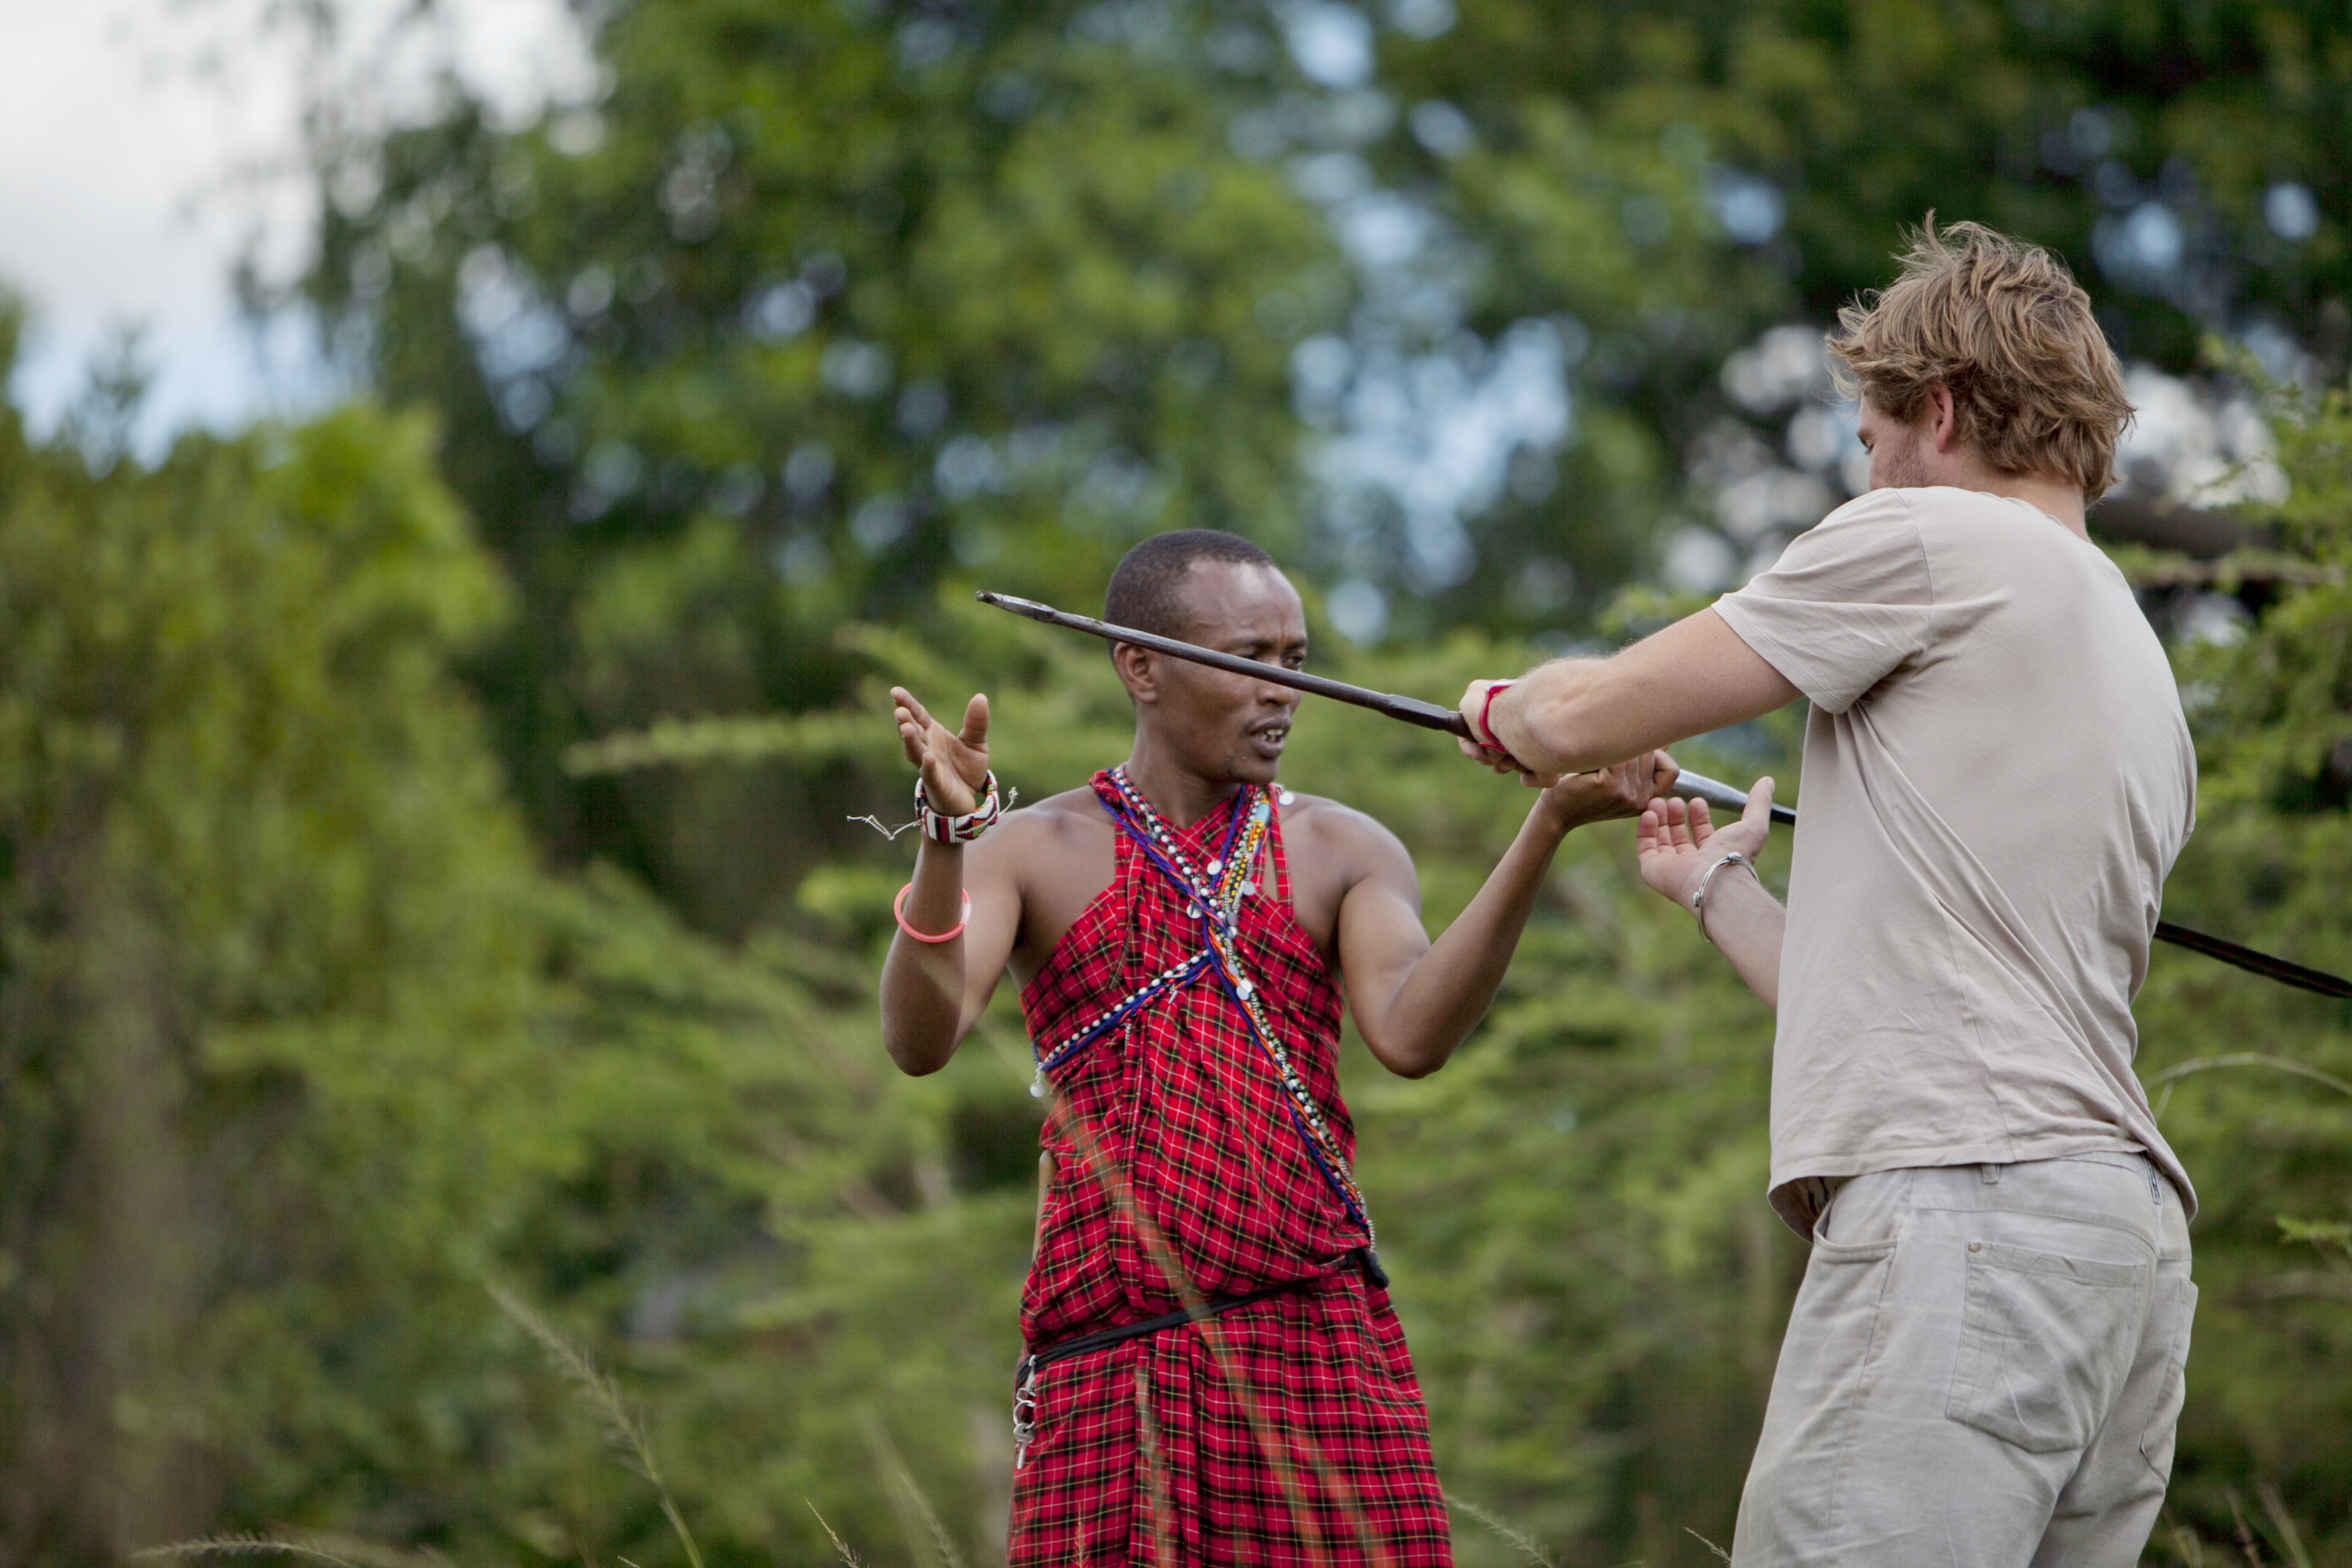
[1636,777,1776,909]
[892,686,990,816]
[1539,751,1680,830]
[1455,677,1548,782]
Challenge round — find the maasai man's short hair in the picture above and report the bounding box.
[1105,529,1280,637]
[1827,217,2134,497]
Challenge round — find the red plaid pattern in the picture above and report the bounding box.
[1010,775,1450,1567]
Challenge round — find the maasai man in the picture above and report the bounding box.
[880,529,1677,1567]
[1456,222,2197,1565]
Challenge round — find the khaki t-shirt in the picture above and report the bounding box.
[1713,485,2197,1237]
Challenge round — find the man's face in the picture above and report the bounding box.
[1127,561,1307,785]
[1857,396,1938,491]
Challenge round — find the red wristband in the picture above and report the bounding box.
[1474,680,1515,749]
[894,883,971,943]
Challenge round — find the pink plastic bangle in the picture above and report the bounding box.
[894,883,971,943]
[1474,680,1515,749]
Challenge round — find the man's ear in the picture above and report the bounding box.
[1928,384,1960,453]
[1113,641,1160,705]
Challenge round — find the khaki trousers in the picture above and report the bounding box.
[1734,1154,2196,1567]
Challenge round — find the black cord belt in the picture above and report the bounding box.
[1015,1249,1385,1383]
[1016,1283,1297,1383]
[1009,1249,1385,1466]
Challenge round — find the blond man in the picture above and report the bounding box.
[1456,222,2197,1565]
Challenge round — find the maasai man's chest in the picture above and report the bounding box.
[1010,787,1352,980]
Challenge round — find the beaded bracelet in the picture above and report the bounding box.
[894,883,972,943]
[917,769,1003,843]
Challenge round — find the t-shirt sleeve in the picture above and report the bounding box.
[1711,490,1938,714]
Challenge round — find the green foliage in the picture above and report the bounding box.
[0,353,1012,1565]
[0,378,530,1551]
[1395,0,2352,372]
[305,0,1356,931]
[2128,371,2352,1558]
[296,0,2352,945]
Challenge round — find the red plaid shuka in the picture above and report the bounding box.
[1008,770,1450,1567]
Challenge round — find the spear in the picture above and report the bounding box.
[977,590,1788,823]
[977,589,2352,1000]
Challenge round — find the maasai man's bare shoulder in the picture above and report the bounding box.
[979,784,1121,967]
[968,784,1113,877]
[994,784,1114,840]
[1275,790,1415,874]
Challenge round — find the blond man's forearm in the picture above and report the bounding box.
[1695,868,1786,1012]
[1488,609,1800,775]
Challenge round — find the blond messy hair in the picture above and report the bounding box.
[1827,218,2134,498]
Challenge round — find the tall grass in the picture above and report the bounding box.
[141,1283,714,1568]
[483,1283,707,1568]
[137,1533,456,1567]
[858,1408,966,1568]
[138,1283,969,1568]
[137,1285,2326,1568]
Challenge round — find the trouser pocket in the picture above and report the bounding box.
[1945,1240,2149,1452]
[2138,1272,2198,1477]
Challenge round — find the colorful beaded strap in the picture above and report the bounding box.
[1026,767,1262,1093]
[1029,949,1212,1094]
[1087,768,1375,1247]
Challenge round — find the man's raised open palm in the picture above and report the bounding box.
[892,686,991,816]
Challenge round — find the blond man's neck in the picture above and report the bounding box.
[1958,464,2088,539]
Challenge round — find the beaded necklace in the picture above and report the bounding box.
[1085,765,1375,1247]
[1026,770,1259,1091]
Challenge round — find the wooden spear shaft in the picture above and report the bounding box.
[977,589,1793,825]
[977,588,2352,1000]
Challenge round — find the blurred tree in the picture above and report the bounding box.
[2124,365,2352,1559]
[295,0,2352,937]
[0,311,1018,1565]
[305,0,1357,933]
[1370,0,2352,621]
[0,308,518,1553]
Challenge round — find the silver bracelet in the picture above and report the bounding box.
[1691,850,1757,946]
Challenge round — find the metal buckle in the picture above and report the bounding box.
[1012,1360,1039,1468]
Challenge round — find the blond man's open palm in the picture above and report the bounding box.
[1636,777,1776,909]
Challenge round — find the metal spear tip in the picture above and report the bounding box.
[976,590,1052,621]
